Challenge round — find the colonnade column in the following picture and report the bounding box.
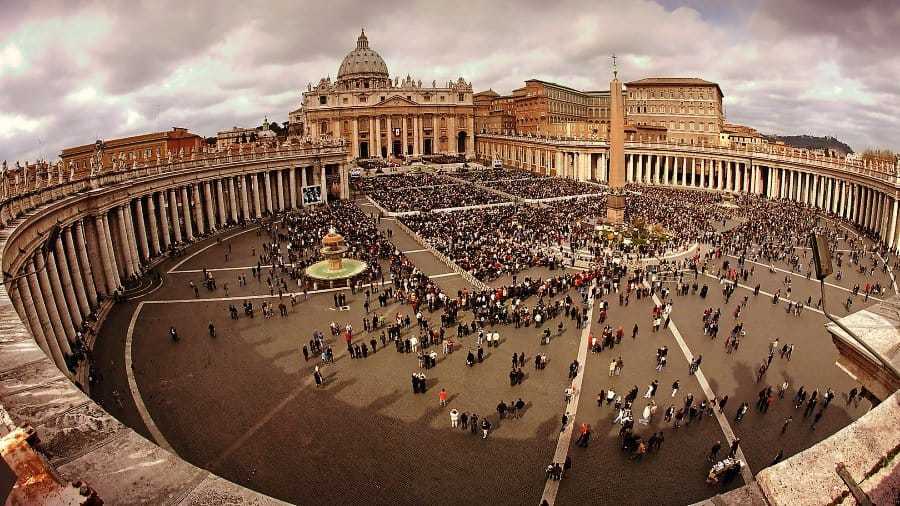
[23,260,68,372]
[134,199,149,261]
[276,170,285,211]
[155,192,170,251]
[62,227,90,318]
[169,189,182,244]
[264,172,274,213]
[216,180,226,225]
[74,221,98,307]
[228,178,240,223]
[34,253,72,357]
[44,247,77,343]
[251,174,262,218]
[181,187,194,241]
[205,181,216,231]
[117,206,136,278]
[95,215,119,292]
[53,238,82,328]
[193,184,206,235]
[147,195,160,256]
[124,203,142,272]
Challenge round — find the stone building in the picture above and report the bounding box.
[216,120,277,151]
[480,79,627,138]
[720,123,765,148]
[624,77,724,145]
[289,30,475,159]
[473,89,499,134]
[479,77,722,143]
[61,127,202,178]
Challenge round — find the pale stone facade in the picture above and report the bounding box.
[624,77,724,145]
[290,30,476,159]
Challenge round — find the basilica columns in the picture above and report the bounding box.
[351,118,359,158]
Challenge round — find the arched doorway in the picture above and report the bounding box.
[424,138,433,155]
[381,145,388,158]
[359,141,369,159]
[457,131,467,154]
[392,140,402,157]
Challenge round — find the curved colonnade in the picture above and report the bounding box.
[478,134,900,250]
[0,145,346,503]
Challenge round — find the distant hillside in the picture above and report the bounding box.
[764,134,853,155]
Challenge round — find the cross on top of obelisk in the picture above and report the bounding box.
[611,54,618,79]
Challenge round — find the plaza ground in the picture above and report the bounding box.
[91,200,888,505]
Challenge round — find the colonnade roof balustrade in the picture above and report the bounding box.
[0,141,350,229]
[476,133,899,186]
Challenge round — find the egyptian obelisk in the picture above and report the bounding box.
[606,56,626,224]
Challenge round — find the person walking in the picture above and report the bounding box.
[708,441,722,462]
[671,380,680,398]
[781,416,792,435]
[439,388,448,407]
[728,438,740,458]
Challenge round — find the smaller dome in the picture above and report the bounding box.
[337,29,389,82]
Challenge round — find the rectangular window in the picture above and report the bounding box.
[458,93,464,101]
[319,96,327,105]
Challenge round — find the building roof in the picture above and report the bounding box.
[337,29,389,81]
[61,128,197,157]
[474,89,500,98]
[626,77,723,97]
[524,79,587,95]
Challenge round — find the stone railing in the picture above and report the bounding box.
[754,390,899,505]
[0,144,348,229]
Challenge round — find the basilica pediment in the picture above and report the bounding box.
[374,95,419,107]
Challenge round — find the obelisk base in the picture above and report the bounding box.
[606,193,626,224]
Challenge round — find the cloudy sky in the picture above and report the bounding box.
[2,0,898,162]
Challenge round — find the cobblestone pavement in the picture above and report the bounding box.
[90,213,888,505]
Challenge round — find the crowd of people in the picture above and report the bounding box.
[362,179,509,213]
[164,168,891,497]
[486,177,604,199]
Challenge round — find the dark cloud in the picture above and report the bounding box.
[1,0,898,163]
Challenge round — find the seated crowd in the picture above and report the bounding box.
[487,177,605,199]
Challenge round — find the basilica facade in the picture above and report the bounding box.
[289,30,475,160]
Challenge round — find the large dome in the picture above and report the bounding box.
[337,30,389,81]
